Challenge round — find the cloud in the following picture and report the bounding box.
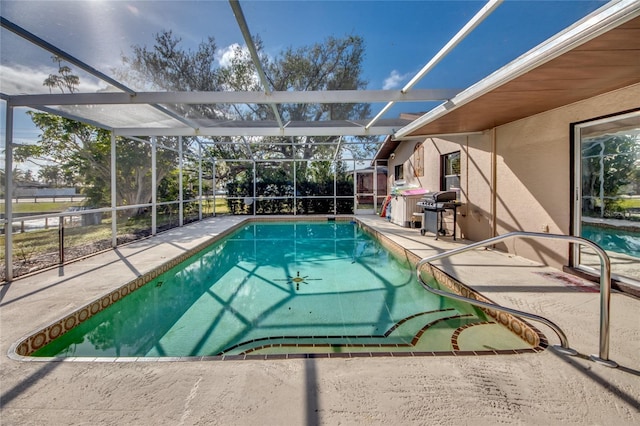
[215,43,243,68]
[0,65,51,95]
[0,64,106,95]
[126,4,140,16]
[215,43,264,90]
[383,70,411,90]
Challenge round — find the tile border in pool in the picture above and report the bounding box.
[358,221,547,349]
[9,215,546,362]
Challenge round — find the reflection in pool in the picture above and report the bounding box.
[581,224,640,258]
[30,221,532,358]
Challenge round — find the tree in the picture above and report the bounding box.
[10,167,36,184]
[119,31,377,163]
[119,30,221,118]
[116,30,377,206]
[582,134,639,217]
[38,165,63,187]
[16,113,179,209]
[117,30,246,177]
[21,30,375,214]
[44,56,79,94]
[17,61,181,211]
[223,33,377,162]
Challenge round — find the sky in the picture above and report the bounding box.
[0,0,608,157]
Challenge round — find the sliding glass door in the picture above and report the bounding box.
[573,110,640,284]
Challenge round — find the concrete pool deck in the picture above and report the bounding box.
[1,215,638,425]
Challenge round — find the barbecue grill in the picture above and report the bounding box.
[416,190,460,239]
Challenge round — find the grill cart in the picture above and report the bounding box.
[417,190,460,240]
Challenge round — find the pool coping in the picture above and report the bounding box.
[8,215,545,362]
[357,220,546,349]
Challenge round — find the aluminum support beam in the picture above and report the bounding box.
[111,132,117,247]
[229,0,284,129]
[252,161,256,215]
[151,137,157,235]
[179,137,184,226]
[403,0,503,93]
[218,157,375,163]
[198,142,203,221]
[333,162,337,215]
[212,158,217,216]
[0,17,197,130]
[197,140,381,146]
[395,0,640,139]
[366,0,502,130]
[0,17,135,95]
[6,89,460,107]
[150,104,199,129]
[293,143,297,215]
[4,106,14,281]
[114,125,400,138]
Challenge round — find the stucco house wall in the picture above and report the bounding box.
[388,136,468,191]
[388,136,466,235]
[459,133,494,243]
[388,83,639,269]
[387,141,422,188]
[489,83,640,269]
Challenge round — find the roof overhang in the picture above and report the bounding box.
[395,0,640,139]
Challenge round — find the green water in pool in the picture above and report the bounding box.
[33,221,529,357]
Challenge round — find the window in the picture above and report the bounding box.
[441,151,460,191]
[394,164,404,181]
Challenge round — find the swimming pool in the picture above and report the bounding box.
[20,219,538,359]
[581,224,640,258]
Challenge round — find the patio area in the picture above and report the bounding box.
[1,215,638,425]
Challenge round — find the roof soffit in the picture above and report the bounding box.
[400,8,640,137]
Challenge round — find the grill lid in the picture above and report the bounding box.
[420,190,457,202]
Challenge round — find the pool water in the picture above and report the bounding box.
[581,224,640,258]
[33,221,530,358]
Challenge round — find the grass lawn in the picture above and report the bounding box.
[1,198,231,263]
[618,198,640,209]
[1,198,230,214]
[2,201,83,214]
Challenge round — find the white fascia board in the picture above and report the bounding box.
[6,89,460,107]
[114,125,398,138]
[394,0,640,139]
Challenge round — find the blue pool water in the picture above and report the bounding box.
[581,224,640,258]
[33,221,525,358]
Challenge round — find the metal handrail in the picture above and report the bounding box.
[416,231,617,368]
